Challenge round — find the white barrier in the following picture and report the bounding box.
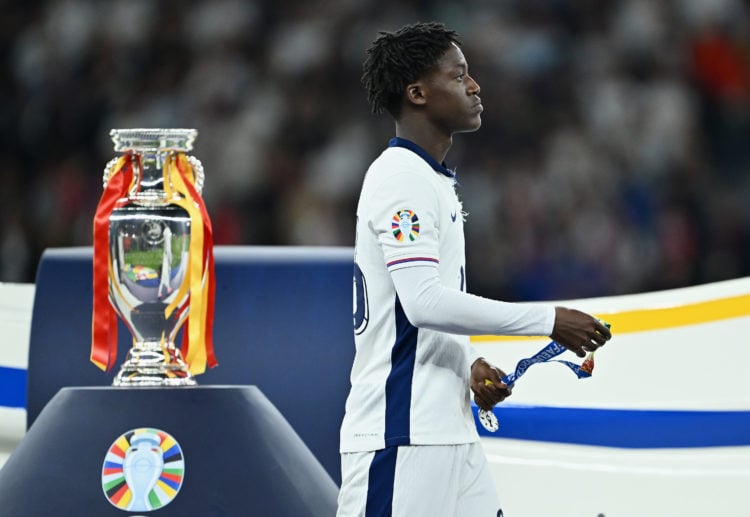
[474,276,750,516]
[0,283,33,469]
[2,277,749,516]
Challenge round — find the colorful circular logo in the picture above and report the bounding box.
[102,428,185,512]
[392,209,420,242]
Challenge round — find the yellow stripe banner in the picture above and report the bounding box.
[472,292,750,342]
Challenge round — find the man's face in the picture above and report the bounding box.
[421,43,483,134]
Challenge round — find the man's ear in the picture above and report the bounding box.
[405,81,427,107]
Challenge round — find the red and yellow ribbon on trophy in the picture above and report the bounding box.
[91,150,216,378]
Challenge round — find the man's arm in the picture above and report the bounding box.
[390,265,611,356]
[390,265,555,336]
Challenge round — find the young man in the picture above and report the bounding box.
[339,22,611,516]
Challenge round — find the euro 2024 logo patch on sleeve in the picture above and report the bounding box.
[392,209,420,242]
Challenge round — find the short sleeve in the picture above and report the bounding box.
[364,171,440,272]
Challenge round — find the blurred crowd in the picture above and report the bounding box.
[1,0,749,302]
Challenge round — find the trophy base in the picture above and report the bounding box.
[112,341,196,387]
[113,369,197,387]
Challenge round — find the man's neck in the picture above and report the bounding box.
[394,122,453,165]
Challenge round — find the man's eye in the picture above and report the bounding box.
[456,74,465,81]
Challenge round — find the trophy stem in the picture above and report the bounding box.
[113,340,196,387]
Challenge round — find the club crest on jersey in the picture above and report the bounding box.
[392,209,420,242]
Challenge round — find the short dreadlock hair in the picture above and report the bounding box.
[362,22,461,119]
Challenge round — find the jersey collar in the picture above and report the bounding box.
[388,137,459,185]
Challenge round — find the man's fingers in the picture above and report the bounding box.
[589,332,609,346]
[474,380,511,410]
[572,346,586,358]
[583,335,603,351]
[474,392,493,411]
[483,378,512,396]
[594,319,612,340]
[586,324,612,349]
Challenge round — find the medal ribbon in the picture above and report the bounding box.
[478,342,594,433]
[162,152,216,374]
[479,323,608,432]
[91,155,136,372]
[500,341,594,388]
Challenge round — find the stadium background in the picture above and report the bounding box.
[1,0,749,301]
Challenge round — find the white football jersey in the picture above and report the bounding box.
[342,138,478,452]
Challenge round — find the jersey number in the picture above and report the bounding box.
[353,263,369,335]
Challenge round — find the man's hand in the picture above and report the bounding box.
[550,307,612,358]
[471,358,512,411]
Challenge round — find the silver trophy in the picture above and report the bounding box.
[103,128,207,386]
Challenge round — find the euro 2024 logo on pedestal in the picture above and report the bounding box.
[102,428,185,512]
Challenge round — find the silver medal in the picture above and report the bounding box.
[478,408,499,432]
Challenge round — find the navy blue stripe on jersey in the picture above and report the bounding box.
[388,137,458,183]
[365,447,398,516]
[384,297,417,447]
[386,256,439,268]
